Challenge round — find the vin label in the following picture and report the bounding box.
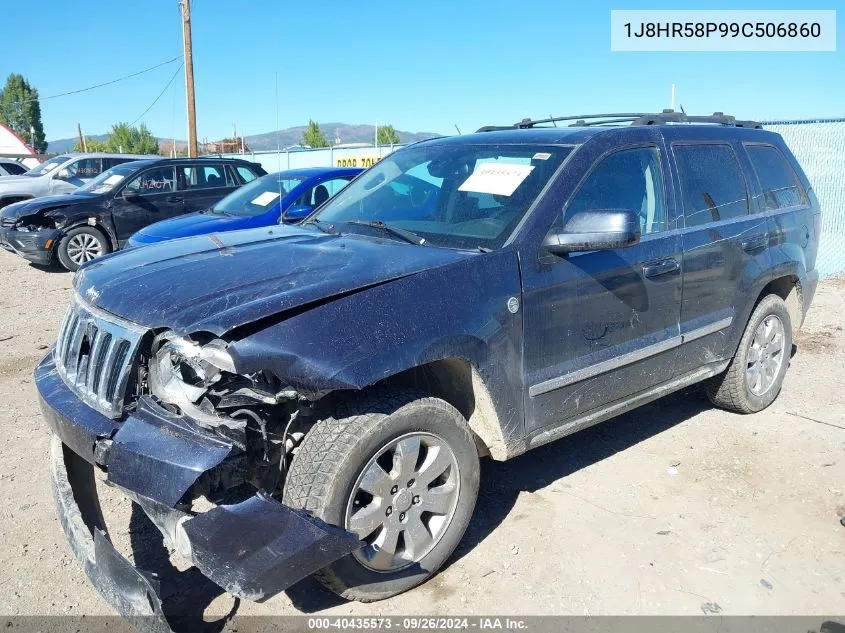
[611,10,836,51]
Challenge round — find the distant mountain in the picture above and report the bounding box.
[243,123,440,151]
[47,122,440,154]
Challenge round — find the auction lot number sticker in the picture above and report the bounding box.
[611,10,836,51]
[308,617,529,630]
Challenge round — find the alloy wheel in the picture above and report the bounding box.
[345,432,460,572]
[66,233,103,265]
[746,314,786,396]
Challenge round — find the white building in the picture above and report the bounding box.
[0,122,40,168]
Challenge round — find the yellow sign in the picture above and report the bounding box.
[336,156,381,168]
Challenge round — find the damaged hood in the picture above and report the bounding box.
[1,193,97,220]
[74,225,472,335]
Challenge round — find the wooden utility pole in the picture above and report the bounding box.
[180,0,198,157]
[76,123,87,152]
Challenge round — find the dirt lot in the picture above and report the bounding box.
[0,249,843,624]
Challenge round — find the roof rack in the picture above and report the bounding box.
[476,110,762,132]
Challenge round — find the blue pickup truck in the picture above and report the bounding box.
[126,166,362,247]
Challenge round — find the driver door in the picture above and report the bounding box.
[111,167,181,244]
[520,140,684,434]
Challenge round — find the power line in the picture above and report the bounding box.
[9,56,182,107]
[131,62,184,126]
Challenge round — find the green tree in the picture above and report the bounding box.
[377,124,400,145]
[301,119,329,148]
[103,122,160,154]
[72,137,109,152]
[0,74,47,153]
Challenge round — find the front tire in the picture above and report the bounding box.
[283,389,480,602]
[706,294,792,413]
[57,226,110,271]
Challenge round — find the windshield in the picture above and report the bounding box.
[75,163,140,194]
[212,172,306,216]
[25,155,69,177]
[310,143,571,250]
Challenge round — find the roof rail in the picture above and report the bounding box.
[476,109,762,132]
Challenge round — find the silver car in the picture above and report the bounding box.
[0,152,155,209]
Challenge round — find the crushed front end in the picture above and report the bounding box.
[37,294,361,629]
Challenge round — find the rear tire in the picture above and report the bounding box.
[57,226,110,271]
[283,388,480,602]
[706,294,792,413]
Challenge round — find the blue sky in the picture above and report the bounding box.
[2,0,842,142]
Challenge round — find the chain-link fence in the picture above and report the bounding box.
[762,118,845,278]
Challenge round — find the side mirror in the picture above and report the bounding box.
[55,168,71,180]
[120,188,140,200]
[544,208,640,255]
[282,204,313,223]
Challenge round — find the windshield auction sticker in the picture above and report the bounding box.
[611,10,836,51]
[459,163,534,197]
[251,191,281,206]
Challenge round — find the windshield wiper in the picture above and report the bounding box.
[346,220,426,245]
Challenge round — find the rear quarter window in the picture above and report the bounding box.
[744,144,807,210]
[673,143,749,227]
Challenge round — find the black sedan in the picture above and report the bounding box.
[0,156,265,271]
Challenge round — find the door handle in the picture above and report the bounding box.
[740,234,768,252]
[642,258,680,278]
[166,196,183,203]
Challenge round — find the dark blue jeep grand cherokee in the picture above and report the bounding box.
[35,111,819,627]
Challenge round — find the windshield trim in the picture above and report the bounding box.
[502,143,579,248]
[305,141,580,251]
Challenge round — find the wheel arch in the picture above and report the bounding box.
[374,358,509,460]
[755,274,803,335]
[60,220,116,252]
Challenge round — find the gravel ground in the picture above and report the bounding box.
[0,248,843,625]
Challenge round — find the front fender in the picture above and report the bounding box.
[229,249,526,443]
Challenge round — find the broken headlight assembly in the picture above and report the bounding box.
[148,332,236,411]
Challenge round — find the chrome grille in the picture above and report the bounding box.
[54,296,147,418]
[1,217,16,228]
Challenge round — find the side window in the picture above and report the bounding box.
[235,165,258,183]
[565,147,666,235]
[181,165,229,189]
[65,158,102,179]
[673,144,749,227]
[125,167,175,194]
[296,178,352,207]
[4,162,26,175]
[104,158,133,170]
[745,144,806,211]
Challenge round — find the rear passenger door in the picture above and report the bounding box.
[179,163,240,214]
[667,133,772,372]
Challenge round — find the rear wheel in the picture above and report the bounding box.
[706,294,792,413]
[283,389,480,601]
[57,227,110,271]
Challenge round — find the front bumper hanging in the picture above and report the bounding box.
[39,351,361,629]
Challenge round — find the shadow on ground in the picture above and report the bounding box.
[128,505,238,633]
[285,385,714,613]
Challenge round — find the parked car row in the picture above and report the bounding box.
[0,152,364,270]
[30,112,821,631]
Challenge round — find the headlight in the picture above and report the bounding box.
[149,333,236,407]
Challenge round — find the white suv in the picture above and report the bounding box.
[0,152,155,209]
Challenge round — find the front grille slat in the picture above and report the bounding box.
[1,217,16,228]
[53,296,145,419]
